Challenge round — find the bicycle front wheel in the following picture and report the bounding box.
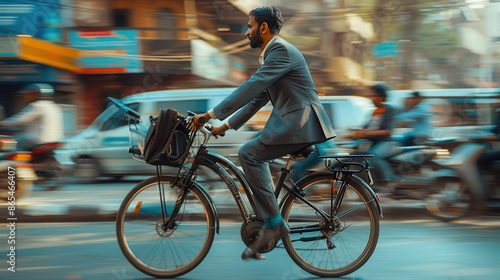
[116,175,216,278]
[281,173,380,277]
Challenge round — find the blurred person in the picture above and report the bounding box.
[289,139,337,182]
[193,6,336,260]
[350,84,399,186]
[477,107,500,166]
[395,91,435,146]
[0,83,63,150]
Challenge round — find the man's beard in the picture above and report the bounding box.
[249,32,263,49]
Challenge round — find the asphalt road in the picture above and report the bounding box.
[1,178,500,279]
[1,218,500,280]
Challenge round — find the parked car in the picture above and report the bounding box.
[54,88,374,181]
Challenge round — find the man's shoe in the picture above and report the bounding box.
[240,220,290,260]
[252,220,290,253]
[241,247,266,261]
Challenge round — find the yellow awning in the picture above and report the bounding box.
[18,37,80,72]
[1,36,80,73]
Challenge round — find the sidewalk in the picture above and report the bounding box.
[1,189,433,223]
[5,175,486,223]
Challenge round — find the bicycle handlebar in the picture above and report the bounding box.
[185,113,225,141]
[107,97,141,122]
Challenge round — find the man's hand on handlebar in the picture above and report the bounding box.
[192,112,210,129]
[208,123,229,139]
[191,112,228,138]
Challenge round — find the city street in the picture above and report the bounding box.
[1,179,500,279]
[1,218,500,279]
[1,1,499,279]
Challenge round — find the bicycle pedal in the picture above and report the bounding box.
[241,248,266,260]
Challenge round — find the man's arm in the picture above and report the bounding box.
[351,106,395,139]
[194,91,269,135]
[351,129,391,139]
[212,43,291,120]
[0,104,38,126]
[226,91,269,130]
[395,104,428,122]
[193,42,290,128]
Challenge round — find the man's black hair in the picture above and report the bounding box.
[370,84,388,98]
[249,6,283,35]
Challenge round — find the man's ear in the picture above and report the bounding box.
[261,22,268,34]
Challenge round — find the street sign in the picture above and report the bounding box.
[373,41,398,58]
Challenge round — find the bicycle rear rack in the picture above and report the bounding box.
[320,154,373,174]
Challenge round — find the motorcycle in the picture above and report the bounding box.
[336,138,471,221]
[0,137,37,200]
[428,137,500,220]
[0,127,65,190]
[29,142,65,190]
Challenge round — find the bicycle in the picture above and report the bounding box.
[108,97,383,278]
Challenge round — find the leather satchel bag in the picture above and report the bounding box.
[142,108,190,166]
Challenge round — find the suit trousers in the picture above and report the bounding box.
[238,136,310,222]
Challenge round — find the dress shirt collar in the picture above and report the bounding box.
[259,36,278,65]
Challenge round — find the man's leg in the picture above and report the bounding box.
[239,137,308,259]
[369,141,400,182]
[238,137,307,221]
[14,134,37,150]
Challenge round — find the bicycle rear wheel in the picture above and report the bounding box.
[281,173,380,277]
[116,175,216,278]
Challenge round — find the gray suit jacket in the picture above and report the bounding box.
[213,37,336,145]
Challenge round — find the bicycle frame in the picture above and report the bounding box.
[111,97,383,278]
[165,132,334,231]
[172,140,382,235]
[108,95,381,237]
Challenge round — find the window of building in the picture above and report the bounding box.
[156,8,176,39]
[113,9,130,27]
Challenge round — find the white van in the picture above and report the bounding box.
[387,88,500,139]
[55,88,374,180]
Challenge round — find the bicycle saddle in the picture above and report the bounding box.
[289,144,316,158]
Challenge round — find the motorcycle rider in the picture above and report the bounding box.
[477,107,500,167]
[0,83,64,150]
[349,84,399,187]
[395,91,435,146]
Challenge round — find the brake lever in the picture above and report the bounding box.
[203,123,225,137]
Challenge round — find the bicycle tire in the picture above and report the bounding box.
[281,173,380,277]
[116,175,216,278]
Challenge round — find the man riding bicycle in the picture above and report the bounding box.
[193,6,336,260]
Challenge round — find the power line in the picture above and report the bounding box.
[3,0,472,23]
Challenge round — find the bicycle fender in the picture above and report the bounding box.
[350,174,383,218]
[192,182,220,235]
[279,172,383,218]
[200,154,257,223]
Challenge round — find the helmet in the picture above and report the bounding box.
[18,83,54,100]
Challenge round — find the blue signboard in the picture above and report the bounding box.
[0,0,62,42]
[68,29,143,73]
[373,41,398,58]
